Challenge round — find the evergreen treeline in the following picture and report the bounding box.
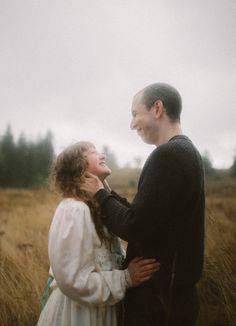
[0,126,54,188]
[0,125,235,189]
[201,150,236,179]
[230,155,236,178]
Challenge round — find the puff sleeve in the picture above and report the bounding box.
[48,199,130,306]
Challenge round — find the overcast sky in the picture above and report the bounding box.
[1,0,235,168]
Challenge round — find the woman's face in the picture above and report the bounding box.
[84,146,111,180]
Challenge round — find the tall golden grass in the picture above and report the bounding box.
[0,189,58,326]
[0,180,235,325]
[197,180,236,326]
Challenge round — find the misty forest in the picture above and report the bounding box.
[0,126,235,326]
[0,125,236,189]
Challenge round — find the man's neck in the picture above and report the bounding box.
[155,123,183,146]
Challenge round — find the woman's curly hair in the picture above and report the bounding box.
[50,141,111,245]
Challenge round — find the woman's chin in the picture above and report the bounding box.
[99,169,112,181]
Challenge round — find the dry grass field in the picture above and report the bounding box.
[0,179,235,325]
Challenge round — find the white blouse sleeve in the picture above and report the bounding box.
[48,199,130,306]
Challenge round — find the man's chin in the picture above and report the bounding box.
[140,136,152,144]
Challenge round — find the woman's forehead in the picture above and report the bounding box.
[84,145,96,153]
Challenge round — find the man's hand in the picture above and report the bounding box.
[128,257,160,287]
[81,172,104,196]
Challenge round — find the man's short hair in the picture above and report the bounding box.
[140,83,182,122]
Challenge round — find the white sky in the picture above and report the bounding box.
[0,0,235,168]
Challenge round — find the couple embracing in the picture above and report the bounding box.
[37,83,205,326]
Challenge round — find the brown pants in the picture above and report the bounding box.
[124,285,199,326]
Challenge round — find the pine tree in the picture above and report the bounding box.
[0,126,54,188]
[230,155,236,178]
[0,125,16,187]
[201,151,215,177]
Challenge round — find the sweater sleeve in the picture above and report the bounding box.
[48,200,131,306]
[110,190,131,207]
[95,145,186,242]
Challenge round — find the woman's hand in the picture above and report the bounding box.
[128,257,160,287]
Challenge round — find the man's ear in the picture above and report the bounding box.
[153,100,164,118]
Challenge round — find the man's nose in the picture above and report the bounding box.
[130,118,136,130]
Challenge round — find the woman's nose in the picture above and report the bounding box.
[100,152,105,159]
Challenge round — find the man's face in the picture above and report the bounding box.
[130,94,158,144]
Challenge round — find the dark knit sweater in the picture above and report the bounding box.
[96,135,205,290]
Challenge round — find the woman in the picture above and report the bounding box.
[37,141,159,326]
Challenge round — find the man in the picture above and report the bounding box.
[82,83,205,326]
